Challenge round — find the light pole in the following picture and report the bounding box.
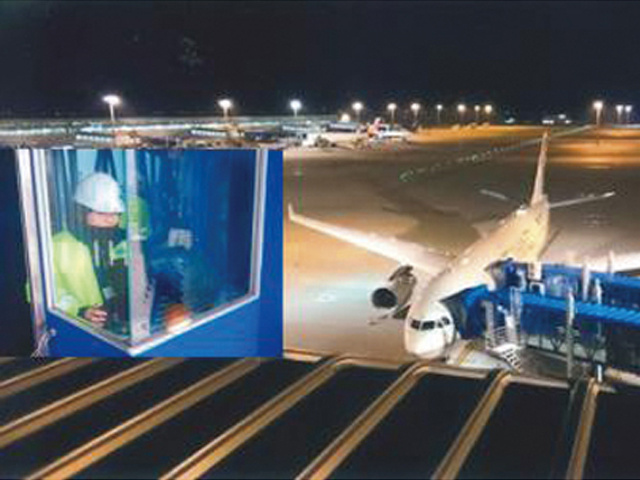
[218,98,233,120]
[290,99,302,118]
[410,102,421,124]
[457,103,466,125]
[387,103,397,125]
[352,102,363,123]
[474,105,481,124]
[616,105,624,124]
[593,100,604,128]
[436,104,443,124]
[102,94,121,124]
[625,105,633,124]
[484,104,493,123]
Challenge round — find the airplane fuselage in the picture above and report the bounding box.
[404,197,550,357]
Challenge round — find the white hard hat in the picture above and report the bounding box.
[73,172,125,213]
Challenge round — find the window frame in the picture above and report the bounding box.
[29,148,268,354]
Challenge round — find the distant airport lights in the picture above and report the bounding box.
[290,99,302,118]
[484,104,493,123]
[606,103,632,124]
[387,103,397,124]
[218,98,233,120]
[102,94,122,123]
[436,104,444,124]
[593,100,604,127]
[352,102,364,123]
[457,103,466,124]
[410,103,421,123]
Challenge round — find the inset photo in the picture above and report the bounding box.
[15,148,282,357]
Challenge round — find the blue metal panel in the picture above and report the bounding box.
[258,150,284,355]
[0,149,33,355]
[46,315,128,357]
[139,300,263,357]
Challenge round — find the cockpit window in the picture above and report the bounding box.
[442,317,450,326]
[421,321,436,331]
[410,319,436,331]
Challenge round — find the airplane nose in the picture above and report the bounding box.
[404,330,420,356]
[404,322,445,359]
[404,323,420,347]
[404,328,433,358]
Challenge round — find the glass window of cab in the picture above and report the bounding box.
[39,149,262,349]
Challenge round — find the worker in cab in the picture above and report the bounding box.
[52,172,130,335]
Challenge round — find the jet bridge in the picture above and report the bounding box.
[449,259,640,374]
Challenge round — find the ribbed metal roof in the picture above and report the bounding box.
[0,354,635,479]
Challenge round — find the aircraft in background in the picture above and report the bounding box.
[289,133,617,358]
[367,117,411,141]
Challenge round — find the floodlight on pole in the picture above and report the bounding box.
[474,105,481,123]
[616,104,624,124]
[436,104,443,124]
[218,98,233,120]
[410,102,421,123]
[387,103,397,124]
[484,104,493,123]
[290,99,302,118]
[352,102,364,122]
[457,103,466,124]
[625,105,633,124]
[102,94,121,123]
[593,100,604,127]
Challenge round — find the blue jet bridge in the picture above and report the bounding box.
[447,259,640,373]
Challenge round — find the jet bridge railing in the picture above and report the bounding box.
[453,260,640,373]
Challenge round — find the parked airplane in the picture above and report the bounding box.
[367,117,411,141]
[288,133,616,358]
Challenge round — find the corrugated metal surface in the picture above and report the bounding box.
[0,355,627,479]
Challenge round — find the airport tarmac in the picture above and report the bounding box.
[284,126,640,362]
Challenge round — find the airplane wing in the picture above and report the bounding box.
[288,204,452,276]
[549,191,616,209]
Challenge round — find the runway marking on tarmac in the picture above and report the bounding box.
[399,126,590,183]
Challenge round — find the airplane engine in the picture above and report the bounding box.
[371,265,417,309]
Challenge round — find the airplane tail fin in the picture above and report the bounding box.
[530,132,549,205]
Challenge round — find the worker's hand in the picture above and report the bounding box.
[83,306,108,326]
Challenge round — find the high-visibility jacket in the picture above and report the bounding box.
[51,231,127,318]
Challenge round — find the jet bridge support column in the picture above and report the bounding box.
[566,290,576,379]
[483,300,496,349]
[581,264,591,302]
[508,287,522,346]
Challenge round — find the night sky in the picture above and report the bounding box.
[1,1,639,119]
